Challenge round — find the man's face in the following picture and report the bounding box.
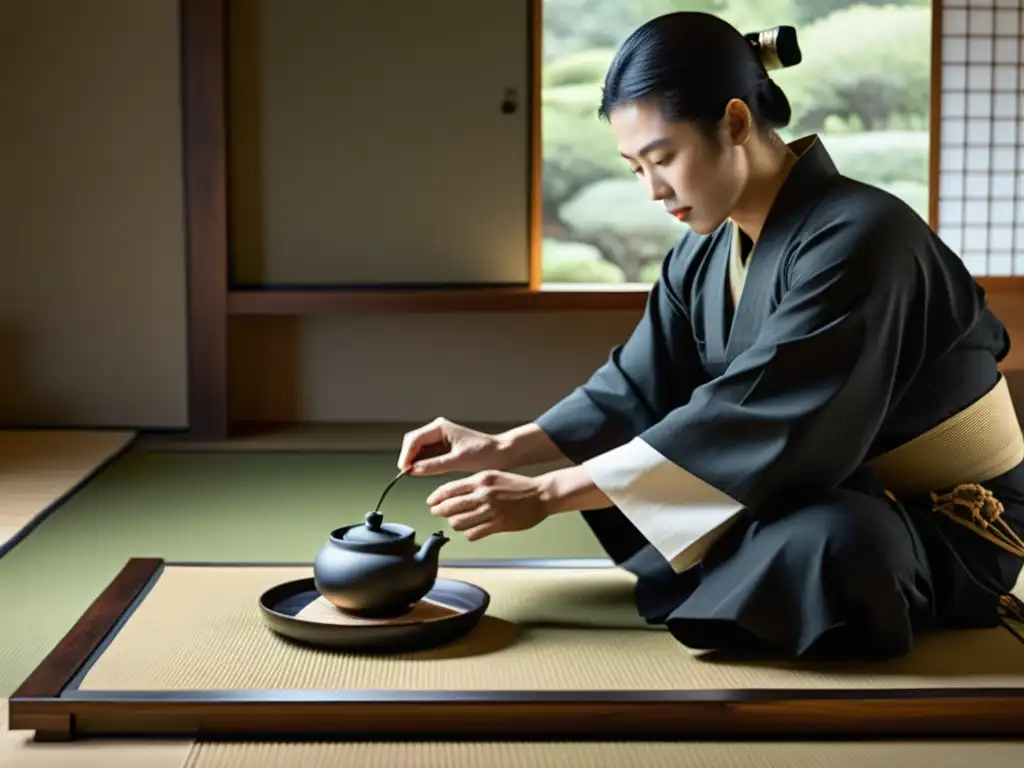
[608,99,749,236]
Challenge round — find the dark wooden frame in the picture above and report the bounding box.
[182,0,228,440]
[182,0,1019,438]
[9,557,1024,742]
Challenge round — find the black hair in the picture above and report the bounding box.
[598,13,801,140]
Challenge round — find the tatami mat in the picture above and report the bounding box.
[0,429,134,548]
[78,565,1024,693]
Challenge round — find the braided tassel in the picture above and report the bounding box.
[931,483,1024,558]
[924,483,1024,625]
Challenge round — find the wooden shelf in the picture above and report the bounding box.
[227,286,651,314]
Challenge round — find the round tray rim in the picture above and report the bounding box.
[257,575,491,633]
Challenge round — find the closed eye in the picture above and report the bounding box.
[628,153,673,174]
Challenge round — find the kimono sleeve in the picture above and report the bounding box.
[534,245,708,465]
[582,214,922,571]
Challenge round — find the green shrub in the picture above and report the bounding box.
[542,108,631,210]
[541,237,605,265]
[793,0,928,25]
[818,131,928,186]
[542,83,603,119]
[559,178,684,255]
[772,5,931,132]
[638,261,664,284]
[559,178,684,279]
[542,48,616,88]
[542,248,627,284]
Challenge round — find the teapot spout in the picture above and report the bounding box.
[414,530,449,567]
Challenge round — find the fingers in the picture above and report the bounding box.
[424,470,513,542]
[426,470,500,505]
[425,476,478,507]
[398,418,450,474]
[427,472,496,530]
[412,454,458,476]
[398,423,437,471]
[464,521,499,542]
[429,491,484,520]
[447,506,494,532]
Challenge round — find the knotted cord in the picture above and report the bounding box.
[930,483,1024,624]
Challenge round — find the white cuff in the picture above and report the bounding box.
[582,437,745,572]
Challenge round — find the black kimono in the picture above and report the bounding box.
[535,136,1024,659]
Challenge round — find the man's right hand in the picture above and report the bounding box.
[398,417,505,477]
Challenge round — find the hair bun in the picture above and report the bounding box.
[744,26,802,71]
[756,77,792,128]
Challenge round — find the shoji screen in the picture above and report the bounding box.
[937,0,1023,276]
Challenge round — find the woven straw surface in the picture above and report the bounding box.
[77,565,1024,692]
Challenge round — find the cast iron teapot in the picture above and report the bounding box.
[313,510,449,616]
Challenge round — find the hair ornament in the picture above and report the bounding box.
[744,26,801,71]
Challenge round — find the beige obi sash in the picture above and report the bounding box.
[869,373,1024,497]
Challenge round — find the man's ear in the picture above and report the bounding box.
[722,98,753,145]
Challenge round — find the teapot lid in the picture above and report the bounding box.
[341,511,409,545]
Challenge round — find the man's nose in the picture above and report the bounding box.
[645,176,673,202]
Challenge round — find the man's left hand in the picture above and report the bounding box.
[426,470,550,542]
